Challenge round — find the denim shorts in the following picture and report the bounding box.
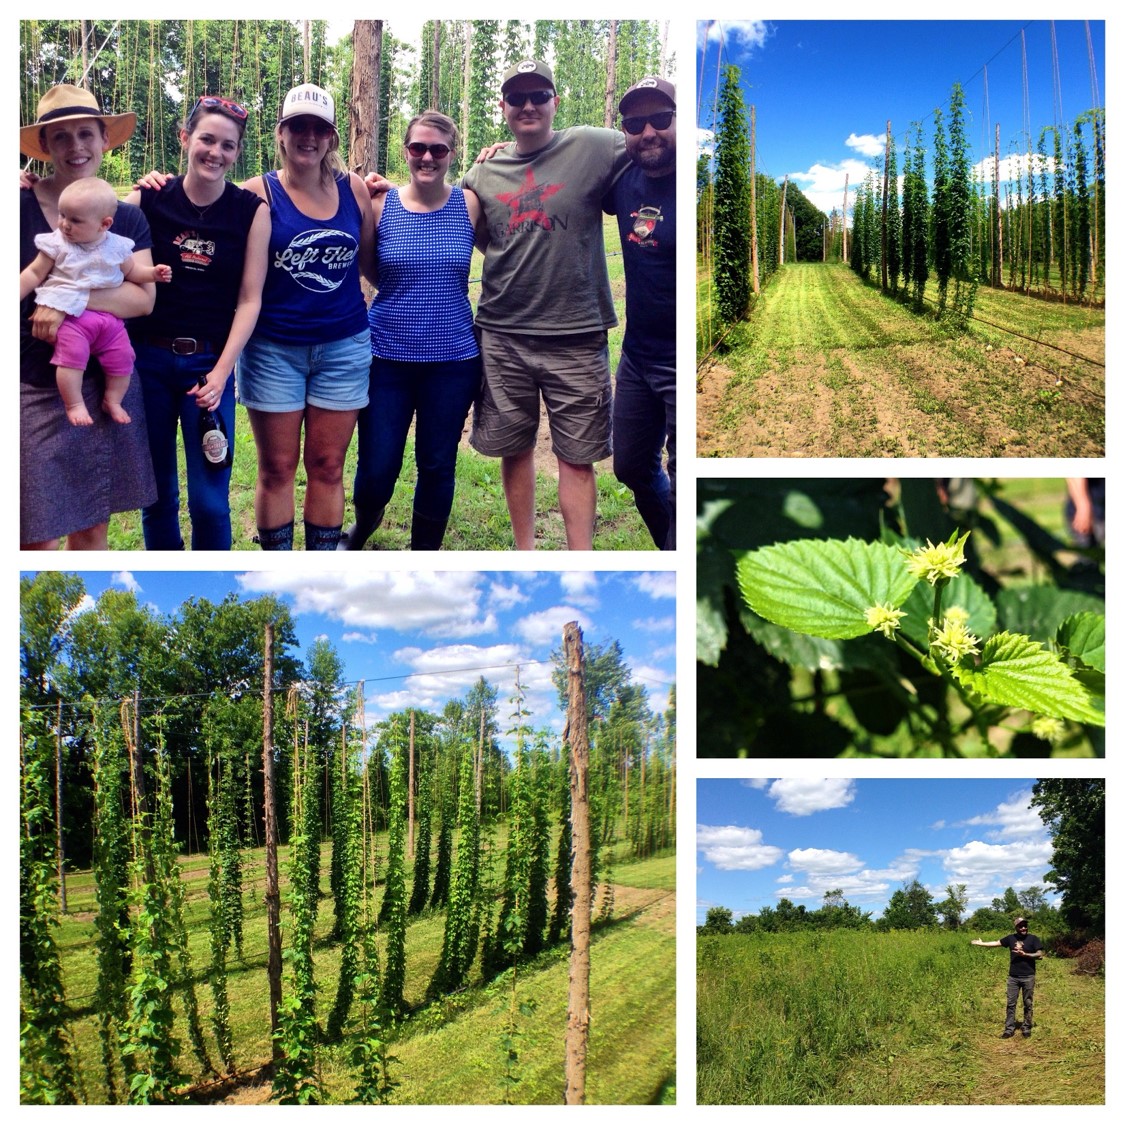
[237,328,371,413]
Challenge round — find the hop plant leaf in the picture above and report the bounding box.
[951,631,1105,725]
[737,537,918,639]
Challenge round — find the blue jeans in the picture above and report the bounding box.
[612,349,676,550]
[135,341,235,550]
[352,355,481,522]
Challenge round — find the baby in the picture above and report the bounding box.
[20,177,171,425]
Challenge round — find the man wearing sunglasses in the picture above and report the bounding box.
[971,916,1044,1038]
[463,59,629,550]
[604,77,676,551]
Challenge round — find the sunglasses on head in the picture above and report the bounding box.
[622,111,674,135]
[405,141,451,159]
[505,90,554,109]
[190,95,248,124]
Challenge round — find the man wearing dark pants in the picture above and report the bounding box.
[604,77,677,550]
[971,916,1044,1037]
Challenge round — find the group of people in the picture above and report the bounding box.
[19,59,676,552]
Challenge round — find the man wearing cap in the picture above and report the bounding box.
[462,59,629,550]
[604,77,676,551]
[971,917,1044,1038]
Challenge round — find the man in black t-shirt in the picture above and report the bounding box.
[603,76,677,551]
[971,916,1044,1037]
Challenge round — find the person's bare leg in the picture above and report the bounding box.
[56,366,92,425]
[101,373,132,424]
[501,449,537,549]
[66,522,109,550]
[557,458,596,550]
[303,406,359,527]
[246,408,304,529]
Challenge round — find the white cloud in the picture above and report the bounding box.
[768,778,855,816]
[633,572,676,600]
[559,572,599,609]
[957,790,1044,840]
[698,128,715,157]
[741,778,770,789]
[698,20,770,53]
[971,150,1054,187]
[697,824,784,871]
[787,158,874,218]
[112,571,141,593]
[513,604,592,646]
[788,847,863,875]
[488,580,528,610]
[633,615,674,634]
[235,571,494,637]
[846,132,886,159]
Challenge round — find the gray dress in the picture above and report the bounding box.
[20,188,156,545]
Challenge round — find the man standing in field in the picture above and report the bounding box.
[604,77,677,550]
[971,916,1044,1038]
[463,60,629,550]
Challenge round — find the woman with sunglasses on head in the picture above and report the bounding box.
[339,111,482,551]
[240,83,376,550]
[124,94,270,550]
[19,85,158,550]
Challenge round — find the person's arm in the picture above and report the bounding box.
[120,255,171,285]
[363,172,396,198]
[187,203,271,410]
[970,939,1002,947]
[350,171,378,287]
[19,250,54,301]
[462,186,489,255]
[86,248,157,318]
[1066,478,1093,537]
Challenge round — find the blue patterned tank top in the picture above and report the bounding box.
[368,187,478,362]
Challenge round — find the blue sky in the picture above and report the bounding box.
[38,569,676,750]
[697,20,1106,217]
[697,778,1065,923]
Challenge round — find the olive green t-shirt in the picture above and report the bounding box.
[463,126,628,335]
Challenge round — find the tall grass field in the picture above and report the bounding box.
[697,930,1104,1104]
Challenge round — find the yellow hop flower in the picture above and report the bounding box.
[904,531,971,585]
[944,605,970,625]
[932,615,980,662]
[1031,716,1066,743]
[865,603,906,639]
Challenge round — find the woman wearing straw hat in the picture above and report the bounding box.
[20,85,157,550]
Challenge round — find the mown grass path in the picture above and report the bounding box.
[697,263,1104,458]
[697,930,1104,1105]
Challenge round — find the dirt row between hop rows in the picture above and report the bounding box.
[697,263,1104,459]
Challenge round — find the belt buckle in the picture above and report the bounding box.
[171,337,199,356]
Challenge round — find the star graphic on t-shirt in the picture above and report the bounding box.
[495,167,564,233]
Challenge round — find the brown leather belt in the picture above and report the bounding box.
[141,336,218,356]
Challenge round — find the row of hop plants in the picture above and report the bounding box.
[849,83,1104,320]
[21,677,669,1103]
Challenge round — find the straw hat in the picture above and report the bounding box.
[20,85,137,161]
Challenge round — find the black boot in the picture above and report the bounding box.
[255,521,294,551]
[338,506,385,551]
[304,520,343,551]
[410,509,449,551]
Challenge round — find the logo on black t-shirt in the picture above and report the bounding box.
[629,205,664,248]
[172,229,216,268]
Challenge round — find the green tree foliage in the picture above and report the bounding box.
[380,732,409,1014]
[1031,778,1104,934]
[903,125,930,308]
[885,132,902,292]
[408,721,435,916]
[878,880,938,930]
[711,65,751,323]
[935,883,968,929]
[699,906,734,935]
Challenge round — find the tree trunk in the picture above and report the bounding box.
[262,623,282,1057]
[348,22,382,176]
[604,21,618,128]
[563,622,591,1106]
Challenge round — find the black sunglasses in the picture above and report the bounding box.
[505,90,554,108]
[405,141,451,159]
[622,111,675,135]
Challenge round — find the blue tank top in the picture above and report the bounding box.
[368,187,478,362]
[256,170,369,345]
